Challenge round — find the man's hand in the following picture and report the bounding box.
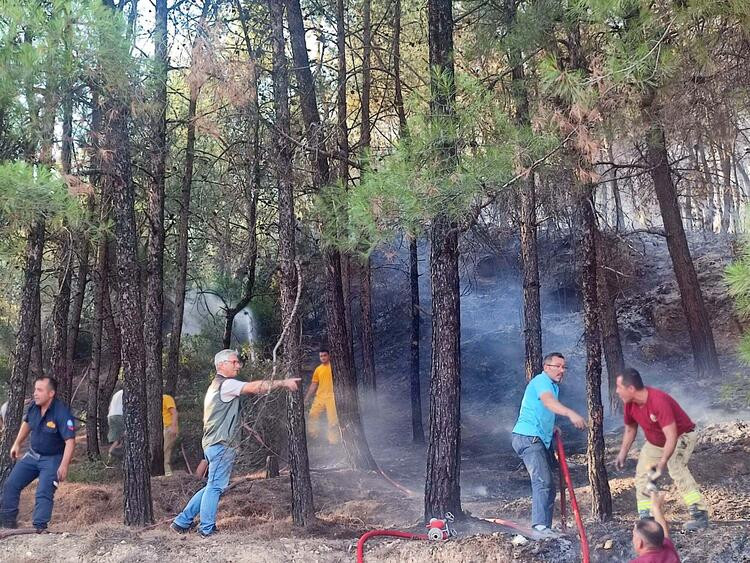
[651,461,667,481]
[568,411,586,430]
[10,443,20,461]
[57,463,69,483]
[283,378,301,391]
[615,451,627,470]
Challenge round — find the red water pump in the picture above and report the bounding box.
[426,512,456,541]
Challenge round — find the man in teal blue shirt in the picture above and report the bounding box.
[512,352,586,534]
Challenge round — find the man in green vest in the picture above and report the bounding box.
[171,349,299,537]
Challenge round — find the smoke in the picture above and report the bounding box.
[181,289,257,353]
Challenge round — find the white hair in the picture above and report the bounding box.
[214,349,239,370]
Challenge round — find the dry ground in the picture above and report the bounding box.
[0,418,748,562]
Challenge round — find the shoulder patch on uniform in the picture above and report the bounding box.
[66,419,75,430]
[46,421,56,429]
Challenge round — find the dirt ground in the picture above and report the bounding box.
[1,412,748,562]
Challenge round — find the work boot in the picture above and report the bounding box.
[682,505,709,531]
[0,520,17,529]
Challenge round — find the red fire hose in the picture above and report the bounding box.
[554,429,590,563]
[356,530,428,563]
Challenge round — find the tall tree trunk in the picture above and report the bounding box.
[394,0,422,443]
[409,236,424,443]
[359,258,376,391]
[698,141,715,232]
[596,233,625,412]
[0,220,45,487]
[88,235,109,459]
[101,85,153,524]
[66,198,93,389]
[579,190,613,521]
[50,236,73,401]
[503,0,542,381]
[165,0,211,397]
[326,250,378,470]
[286,0,376,470]
[269,0,315,525]
[643,98,720,378]
[143,0,168,477]
[424,0,462,520]
[358,0,376,393]
[98,285,122,447]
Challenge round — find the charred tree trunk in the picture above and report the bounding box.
[326,251,378,470]
[50,236,73,401]
[88,235,109,459]
[409,237,424,443]
[286,0,376,470]
[424,0,462,521]
[643,98,720,378]
[596,234,625,412]
[269,0,315,525]
[98,287,122,447]
[101,84,153,523]
[359,258,376,392]
[0,219,45,487]
[579,190,613,521]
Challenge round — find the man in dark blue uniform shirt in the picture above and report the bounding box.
[0,376,76,531]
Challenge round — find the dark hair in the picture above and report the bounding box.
[635,518,664,548]
[35,376,58,393]
[543,352,565,365]
[319,348,330,355]
[619,367,644,390]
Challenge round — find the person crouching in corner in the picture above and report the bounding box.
[0,376,76,532]
[510,352,586,535]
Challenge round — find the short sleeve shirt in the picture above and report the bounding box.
[312,364,334,397]
[24,398,76,456]
[630,538,681,562]
[624,387,694,447]
[220,378,245,402]
[512,372,559,448]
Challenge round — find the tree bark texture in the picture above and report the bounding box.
[325,251,378,470]
[98,288,122,448]
[596,233,625,412]
[359,258,376,391]
[0,219,45,488]
[143,0,168,477]
[270,0,315,526]
[409,237,424,443]
[66,199,92,390]
[87,235,109,459]
[50,235,73,401]
[579,190,613,521]
[424,0,462,521]
[101,88,154,524]
[643,101,720,378]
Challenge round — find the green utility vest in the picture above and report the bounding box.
[201,374,242,450]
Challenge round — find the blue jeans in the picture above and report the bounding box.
[174,443,236,534]
[512,433,555,528]
[0,451,62,528]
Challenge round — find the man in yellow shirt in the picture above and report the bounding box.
[162,394,178,476]
[304,349,339,444]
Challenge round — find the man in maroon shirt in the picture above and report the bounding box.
[630,491,681,562]
[614,367,708,531]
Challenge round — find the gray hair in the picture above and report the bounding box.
[214,349,239,370]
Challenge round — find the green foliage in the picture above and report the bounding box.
[726,228,750,367]
[340,72,558,255]
[67,458,118,483]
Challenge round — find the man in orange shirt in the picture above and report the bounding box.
[162,394,178,476]
[304,349,339,444]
